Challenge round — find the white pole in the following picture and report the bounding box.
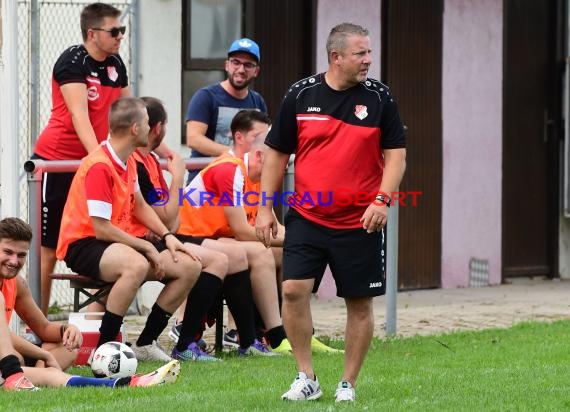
[0,0,20,219]
[1,0,21,333]
[128,0,139,96]
[385,197,399,336]
[30,0,40,145]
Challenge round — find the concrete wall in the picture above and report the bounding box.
[315,0,381,79]
[441,0,503,287]
[138,0,182,153]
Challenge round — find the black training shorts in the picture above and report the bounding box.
[282,208,386,298]
[32,153,75,248]
[64,237,114,278]
[175,234,206,246]
[65,236,166,278]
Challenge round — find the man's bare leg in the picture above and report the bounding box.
[21,366,70,387]
[239,241,281,330]
[39,342,76,370]
[0,294,16,359]
[40,246,57,315]
[98,244,150,316]
[170,241,231,322]
[282,279,314,377]
[206,239,249,331]
[153,248,203,314]
[341,296,374,386]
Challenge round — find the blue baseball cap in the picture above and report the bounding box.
[228,38,260,63]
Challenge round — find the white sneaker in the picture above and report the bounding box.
[168,321,182,343]
[131,341,172,362]
[281,372,322,401]
[335,380,355,402]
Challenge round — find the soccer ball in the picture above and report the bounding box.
[91,341,138,378]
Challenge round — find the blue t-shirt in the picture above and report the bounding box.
[185,83,267,158]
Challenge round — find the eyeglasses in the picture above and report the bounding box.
[228,58,258,70]
[92,26,126,38]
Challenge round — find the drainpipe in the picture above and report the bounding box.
[565,0,570,216]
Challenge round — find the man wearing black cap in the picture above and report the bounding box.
[185,38,267,183]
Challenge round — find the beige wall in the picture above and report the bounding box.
[316,0,381,79]
[138,0,183,153]
[441,0,503,287]
[0,0,3,52]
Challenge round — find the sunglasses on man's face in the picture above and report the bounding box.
[92,26,126,38]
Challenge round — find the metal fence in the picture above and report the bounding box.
[16,0,135,309]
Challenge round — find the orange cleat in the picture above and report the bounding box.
[3,372,39,391]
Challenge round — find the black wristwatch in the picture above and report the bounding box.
[375,194,391,207]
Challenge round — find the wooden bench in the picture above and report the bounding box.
[50,273,225,352]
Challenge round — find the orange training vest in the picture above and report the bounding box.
[56,145,138,260]
[1,277,17,323]
[130,150,164,238]
[177,154,259,238]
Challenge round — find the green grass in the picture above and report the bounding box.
[3,320,570,411]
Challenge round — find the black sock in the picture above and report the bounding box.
[176,272,222,351]
[265,325,287,349]
[0,355,23,380]
[223,270,256,349]
[253,305,265,339]
[136,303,172,346]
[277,286,283,316]
[97,310,124,347]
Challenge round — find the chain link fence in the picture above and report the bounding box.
[17,0,135,310]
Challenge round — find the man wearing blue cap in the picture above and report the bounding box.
[182,37,267,346]
[185,38,267,183]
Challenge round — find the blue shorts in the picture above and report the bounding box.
[283,208,386,298]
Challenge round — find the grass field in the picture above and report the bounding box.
[2,320,570,411]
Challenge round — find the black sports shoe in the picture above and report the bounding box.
[168,321,182,343]
[168,321,207,350]
[223,329,239,348]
